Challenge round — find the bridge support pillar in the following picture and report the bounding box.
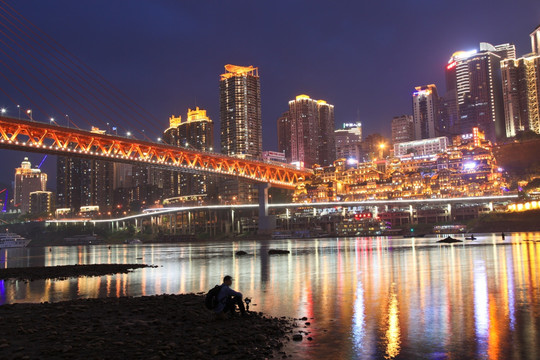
[258,183,275,234]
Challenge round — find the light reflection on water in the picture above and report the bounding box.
[1,233,540,359]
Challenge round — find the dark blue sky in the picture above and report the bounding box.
[1,0,539,190]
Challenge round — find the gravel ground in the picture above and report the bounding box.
[0,293,298,359]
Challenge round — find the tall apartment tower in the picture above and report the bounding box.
[56,157,113,213]
[412,85,439,140]
[282,94,335,167]
[501,27,540,137]
[391,115,414,144]
[14,157,47,213]
[334,122,362,160]
[162,107,215,198]
[219,64,262,159]
[277,111,291,161]
[446,42,515,142]
[219,64,262,204]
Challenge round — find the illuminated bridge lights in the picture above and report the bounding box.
[0,115,311,189]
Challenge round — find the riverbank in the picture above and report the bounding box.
[0,293,297,359]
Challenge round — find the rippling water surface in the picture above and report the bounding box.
[2,232,540,359]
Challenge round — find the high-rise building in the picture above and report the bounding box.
[317,100,336,166]
[532,25,540,55]
[501,27,540,137]
[56,157,113,213]
[412,85,439,140]
[219,64,262,159]
[219,64,262,204]
[446,42,515,142]
[335,122,362,160]
[391,115,414,144]
[163,107,215,198]
[29,191,53,214]
[14,157,47,213]
[283,94,336,167]
[277,111,291,161]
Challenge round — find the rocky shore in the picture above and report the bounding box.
[0,264,155,282]
[0,293,297,359]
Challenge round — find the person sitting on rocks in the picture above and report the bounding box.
[215,275,246,318]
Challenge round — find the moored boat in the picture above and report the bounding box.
[0,232,31,248]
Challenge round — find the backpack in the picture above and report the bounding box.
[204,285,223,310]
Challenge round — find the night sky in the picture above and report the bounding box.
[0,0,539,190]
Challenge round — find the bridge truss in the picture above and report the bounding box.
[0,116,311,189]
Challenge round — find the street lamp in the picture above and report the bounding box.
[157,137,162,142]
[17,105,20,119]
[126,131,131,137]
[50,117,56,125]
[1,108,6,115]
[379,142,386,159]
[26,109,33,121]
[65,114,70,128]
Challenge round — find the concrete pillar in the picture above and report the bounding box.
[488,202,493,212]
[447,203,452,222]
[257,183,275,233]
[231,209,235,234]
[409,205,415,224]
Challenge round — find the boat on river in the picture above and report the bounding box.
[0,232,31,248]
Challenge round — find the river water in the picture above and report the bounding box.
[2,232,540,359]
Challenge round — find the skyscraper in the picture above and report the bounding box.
[163,107,215,197]
[56,157,113,213]
[391,115,414,144]
[446,42,515,142]
[219,64,262,203]
[317,100,336,166]
[282,94,336,167]
[412,85,439,140]
[277,111,291,161]
[501,27,540,137]
[335,122,362,160]
[219,64,262,159]
[14,157,47,213]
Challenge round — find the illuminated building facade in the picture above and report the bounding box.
[295,127,502,203]
[262,151,287,163]
[219,64,262,158]
[14,157,47,213]
[219,64,262,203]
[501,28,540,137]
[391,115,414,144]
[162,107,215,198]
[29,191,53,214]
[282,94,336,167]
[56,157,113,213]
[412,85,439,140]
[446,43,515,142]
[335,122,362,160]
[393,136,449,157]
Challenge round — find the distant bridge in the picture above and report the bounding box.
[0,115,312,189]
[46,194,518,227]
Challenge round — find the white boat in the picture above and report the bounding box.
[0,232,31,248]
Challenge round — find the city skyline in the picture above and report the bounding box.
[0,1,539,188]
